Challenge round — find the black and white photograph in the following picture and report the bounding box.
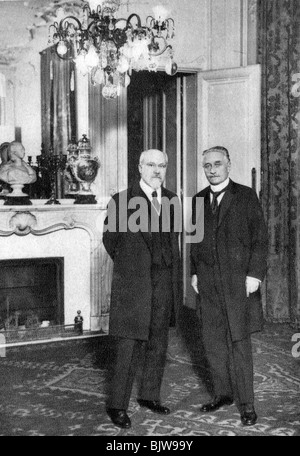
[0,0,299,439]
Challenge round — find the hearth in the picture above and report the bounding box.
[0,203,112,345]
[0,257,64,334]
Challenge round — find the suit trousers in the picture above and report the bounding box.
[198,263,254,406]
[107,266,173,410]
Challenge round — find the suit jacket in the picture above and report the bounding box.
[190,179,268,341]
[103,181,181,341]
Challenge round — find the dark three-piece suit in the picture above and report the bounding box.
[190,179,268,406]
[103,181,180,409]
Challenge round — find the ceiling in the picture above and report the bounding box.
[0,0,83,64]
[0,1,38,63]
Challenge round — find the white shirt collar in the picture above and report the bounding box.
[210,177,230,193]
[139,179,162,202]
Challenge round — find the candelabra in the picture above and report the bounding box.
[37,151,67,204]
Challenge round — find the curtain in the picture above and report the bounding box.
[258,0,300,325]
[40,46,77,196]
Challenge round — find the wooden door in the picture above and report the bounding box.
[159,73,198,308]
[197,65,262,194]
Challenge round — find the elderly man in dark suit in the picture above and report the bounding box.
[103,149,180,429]
[190,146,268,426]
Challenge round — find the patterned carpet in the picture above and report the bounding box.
[0,307,299,437]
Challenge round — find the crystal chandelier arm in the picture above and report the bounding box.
[148,41,172,57]
[49,22,59,35]
[146,16,175,26]
[53,16,84,61]
[83,1,100,16]
[59,16,83,33]
[146,16,155,28]
[112,18,128,48]
[47,1,177,97]
[114,18,128,28]
[146,15,175,39]
[165,18,175,39]
[166,18,175,27]
[126,13,142,28]
[125,14,149,43]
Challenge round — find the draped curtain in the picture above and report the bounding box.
[258,0,300,325]
[40,46,77,197]
[40,46,76,154]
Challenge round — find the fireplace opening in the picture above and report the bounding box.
[0,257,64,332]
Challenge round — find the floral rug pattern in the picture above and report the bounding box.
[0,321,299,436]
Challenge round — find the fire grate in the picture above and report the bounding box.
[0,324,84,343]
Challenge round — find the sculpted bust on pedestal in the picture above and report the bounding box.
[0,142,11,196]
[0,141,37,198]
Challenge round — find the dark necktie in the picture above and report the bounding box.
[151,190,161,214]
[151,191,162,266]
[210,187,227,215]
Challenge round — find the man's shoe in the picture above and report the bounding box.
[200,395,233,413]
[241,406,257,426]
[106,408,131,429]
[137,399,170,415]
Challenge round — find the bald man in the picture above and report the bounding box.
[103,149,180,429]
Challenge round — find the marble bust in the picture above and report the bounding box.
[0,141,36,196]
[0,142,10,164]
[0,142,11,195]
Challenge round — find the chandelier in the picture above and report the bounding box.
[48,0,178,99]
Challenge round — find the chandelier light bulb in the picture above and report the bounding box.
[85,45,99,67]
[57,40,68,56]
[102,82,118,99]
[88,0,101,13]
[55,7,66,22]
[92,67,105,85]
[117,55,129,73]
[49,1,176,98]
[108,19,114,31]
[131,38,149,61]
[124,73,131,88]
[122,43,133,60]
[74,53,89,75]
[148,58,158,72]
[152,5,169,22]
[165,58,178,76]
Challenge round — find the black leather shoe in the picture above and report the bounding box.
[137,399,170,415]
[241,406,257,426]
[106,408,131,429]
[200,395,233,412]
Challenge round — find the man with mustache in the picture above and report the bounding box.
[190,146,268,426]
[103,149,180,429]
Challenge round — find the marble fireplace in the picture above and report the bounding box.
[0,202,112,338]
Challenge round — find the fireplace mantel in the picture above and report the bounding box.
[0,202,112,333]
